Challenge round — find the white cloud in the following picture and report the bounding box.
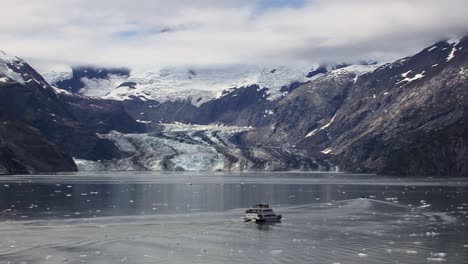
[0,0,467,71]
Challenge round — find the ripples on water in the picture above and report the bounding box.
[0,172,467,264]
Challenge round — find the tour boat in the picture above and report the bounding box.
[243,203,282,223]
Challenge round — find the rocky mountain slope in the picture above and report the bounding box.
[256,37,468,176]
[1,36,467,176]
[0,115,76,174]
[46,62,377,128]
[0,52,139,173]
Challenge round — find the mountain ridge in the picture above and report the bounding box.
[0,36,467,176]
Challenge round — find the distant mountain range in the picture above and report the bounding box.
[0,36,467,176]
[42,63,365,106]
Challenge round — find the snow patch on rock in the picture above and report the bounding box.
[446,47,457,62]
[397,71,426,85]
[0,51,26,84]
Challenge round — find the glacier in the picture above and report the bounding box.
[75,123,327,172]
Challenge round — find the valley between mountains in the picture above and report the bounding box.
[1,37,467,176]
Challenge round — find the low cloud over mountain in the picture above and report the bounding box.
[1,0,467,71]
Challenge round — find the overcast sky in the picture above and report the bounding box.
[1,0,467,71]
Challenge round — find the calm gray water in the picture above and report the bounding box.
[0,172,467,264]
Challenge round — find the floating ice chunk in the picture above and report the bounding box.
[428,253,447,262]
[358,253,368,257]
[406,250,418,254]
[427,258,446,262]
[426,231,440,236]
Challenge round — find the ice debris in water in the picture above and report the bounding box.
[427,253,447,262]
[270,250,283,255]
[427,258,447,262]
[358,253,368,257]
[426,231,440,236]
[420,200,431,208]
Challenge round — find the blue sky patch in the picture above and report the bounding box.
[257,0,306,10]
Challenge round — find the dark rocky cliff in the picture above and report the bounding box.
[259,37,468,176]
[0,55,132,174]
[0,115,77,174]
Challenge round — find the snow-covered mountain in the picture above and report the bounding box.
[1,36,467,176]
[260,37,468,175]
[44,63,378,107]
[0,51,151,174]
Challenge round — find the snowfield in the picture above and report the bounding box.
[42,64,377,107]
[42,63,382,107]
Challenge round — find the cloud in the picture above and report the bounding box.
[0,0,467,71]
